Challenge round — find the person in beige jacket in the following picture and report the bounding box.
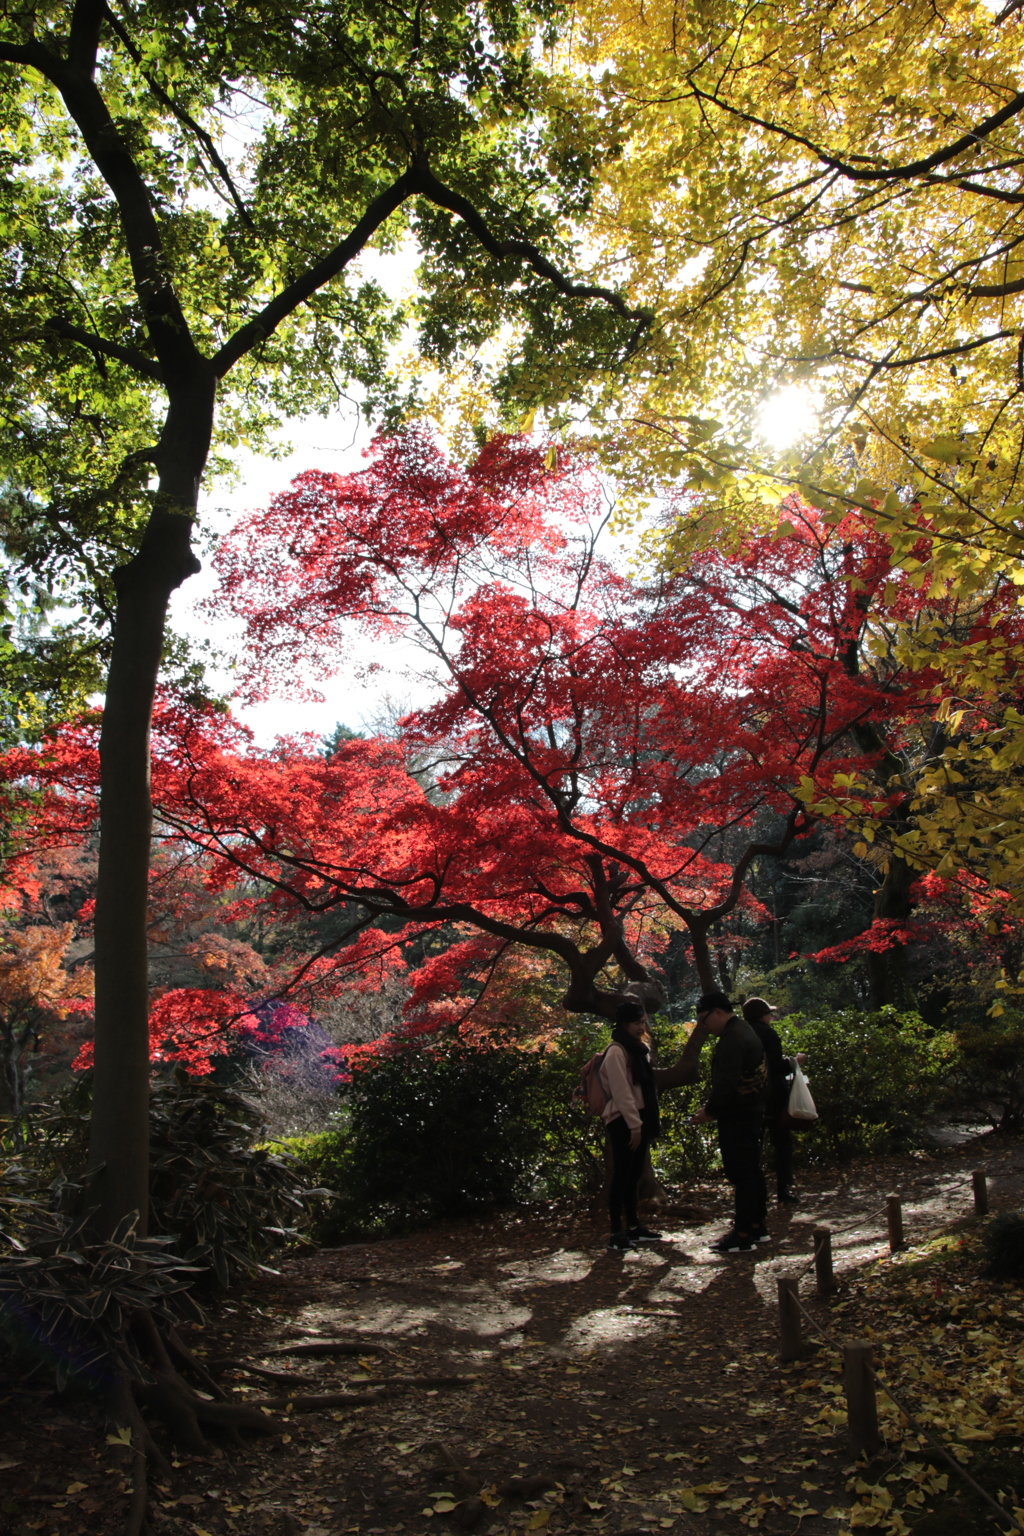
[599,1000,664,1250]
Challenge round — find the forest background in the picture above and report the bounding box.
[3,0,1024,1483]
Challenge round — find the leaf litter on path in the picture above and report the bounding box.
[1,1139,1023,1535]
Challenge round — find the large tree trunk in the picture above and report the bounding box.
[689,923,716,993]
[0,1035,20,1117]
[87,383,209,1238]
[866,854,918,1012]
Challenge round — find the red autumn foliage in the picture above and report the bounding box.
[10,433,1024,1049]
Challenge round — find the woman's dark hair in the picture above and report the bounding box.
[615,1000,646,1026]
[611,1017,653,1080]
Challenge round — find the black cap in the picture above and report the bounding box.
[615,1000,647,1025]
[742,996,775,1023]
[696,990,732,1015]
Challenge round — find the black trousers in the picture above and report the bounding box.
[717,1110,766,1233]
[607,1115,649,1231]
[765,1113,794,1197]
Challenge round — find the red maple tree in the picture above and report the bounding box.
[176,429,896,1017]
[14,434,1017,1042]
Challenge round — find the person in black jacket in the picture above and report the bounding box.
[742,997,802,1206]
[692,990,769,1253]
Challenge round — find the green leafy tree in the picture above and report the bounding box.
[0,0,648,1241]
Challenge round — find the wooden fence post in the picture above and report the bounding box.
[777,1276,802,1362]
[812,1227,835,1296]
[843,1342,880,1458]
[886,1195,904,1253]
[972,1170,989,1217]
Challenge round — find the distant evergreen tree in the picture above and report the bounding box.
[321,722,364,759]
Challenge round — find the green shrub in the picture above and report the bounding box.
[983,1210,1024,1281]
[293,1039,546,1239]
[777,1007,957,1164]
[948,1014,1024,1133]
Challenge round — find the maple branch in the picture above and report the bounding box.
[699,806,811,930]
[44,317,164,382]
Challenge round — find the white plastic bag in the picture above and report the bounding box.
[786,1064,818,1125]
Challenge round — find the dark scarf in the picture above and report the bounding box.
[611,1023,660,1141]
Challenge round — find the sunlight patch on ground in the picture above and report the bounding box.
[289,1294,532,1338]
[497,1249,596,1287]
[756,1169,987,1302]
[561,1306,664,1350]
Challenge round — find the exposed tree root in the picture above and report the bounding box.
[254,1389,396,1410]
[427,1440,478,1497]
[163,1322,229,1400]
[254,1373,477,1411]
[264,1339,389,1357]
[496,1474,559,1497]
[215,1358,318,1387]
[102,1308,284,1536]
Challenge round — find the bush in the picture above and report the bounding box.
[292,1039,546,1238]
[948,1014,1024,1133]
[0,1168,197,1391]
[983,1210,1024,1281]
[777,1007,957,1164]
[7,1069,326,1289]
[147,1071,325,1287]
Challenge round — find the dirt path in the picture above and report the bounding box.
[2,1138,1023,1536]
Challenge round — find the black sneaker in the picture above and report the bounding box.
[628,1224,664,1243]
[710,1229,741,1253]
[779,1189,801,1205]
[607,1230,636,1250]
[751,1226,773,1244]
[723,1234,758,1253]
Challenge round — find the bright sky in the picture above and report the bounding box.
[169,409,438,747]
[168,229,821,747]
[169,244,433,748]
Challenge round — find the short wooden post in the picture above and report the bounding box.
[777,1275,802,1362]
[972,1170,989,1217]
[886,1194,904,1253]
[812,1227,835,1296]
[843,1341,880,1457]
